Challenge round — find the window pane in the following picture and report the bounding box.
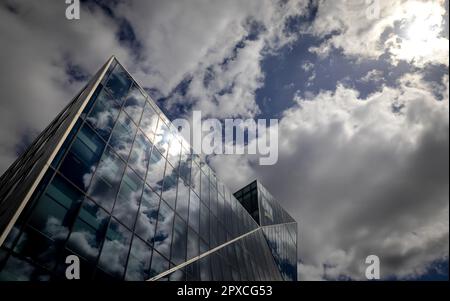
[109,111,137,161]
[86,88,121,140]
[59,124,105,191]
[125,236,152,281]
[190,162,200,196]
[88,147,126,212]
[140,102,159,142]
[168,268,185,281]
[128,130,152,180]
[186,227,199,260]
[149,250,169,278]
[154,200,174,259]
[28,175,82,240]
[188,190,200,234]
[200,171,209,207]
[66,199,109,262]
[123,84,146,125]
[146,148,165,194]
[161,163,177,210]
[210,185,218,217]
[175,177,189,222]
[105,64,132,103]
[154,120,171,157]
[199,255,212,281]
[113,168,144,229]
[135,185,160,244]
[13,227,58,270]
[178,146,191,185]
[171,215,187,265]
[167,137,181,169]
[98,218,132,279]
[199,201,209,244]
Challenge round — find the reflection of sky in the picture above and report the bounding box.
[263,225,297,281]
[128,131,152,179]
[109,111,137,160]
[113,168,143,229]
[154,200,174,258]
[123,84,146,124]
[88,147,126,212]
[66,200,109,262]
[146,148,165,192]
[125,237,152,281]
[175,178,190,222]
[98,220,131,278]
[154,119,171,156]
[161,163,178,209]
[140,102,159,141]
[135,186,159,244]
[86,89,120,139]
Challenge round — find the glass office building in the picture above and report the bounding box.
[234,181,297,281]
[0,57,297,281]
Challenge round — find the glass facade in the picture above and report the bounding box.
[234,180,298,281]
[0,57,297,281]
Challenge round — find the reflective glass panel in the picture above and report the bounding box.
[153,200,174,259]
[13,227,58,270]
[98,218,132,278]
[86,88,121,140]
[149,250,169,278]
[135,185,160,244]
[161,163,177,210]
[105,64,132,102]
[154,119,171,157]
[190,162,200,196]
[186,227,199,260]
[28,175,83,241]
[170,215,187,265]
[140,102,159,142]
[188,190,200,234]
[128,130,152,180]
[200,171,209,206]
[125,236,152,281]
[88,147,126,212]
[123,84,146,125]
[109,111,137,161]
[167,137,181,169]
[113,167,144,229]
[66,199,109,262]
[146,148,166,194]
[199,201,209,244]
[178,146,191,184]
[175,177,189,222]
[59,124,105,191]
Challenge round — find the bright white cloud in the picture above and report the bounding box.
[309,0,449,67]
[211,73,449,280]
[0,0,132,173]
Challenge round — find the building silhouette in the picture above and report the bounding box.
[0,57,297,281]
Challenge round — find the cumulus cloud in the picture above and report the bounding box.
[0,0,448,281]
[115,0,309,118]
[0,0,132,173]
[0,0,310,172]
[309,0,449,67]
[211,73,449,280]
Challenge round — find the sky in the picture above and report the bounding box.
[0,0,448,280]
